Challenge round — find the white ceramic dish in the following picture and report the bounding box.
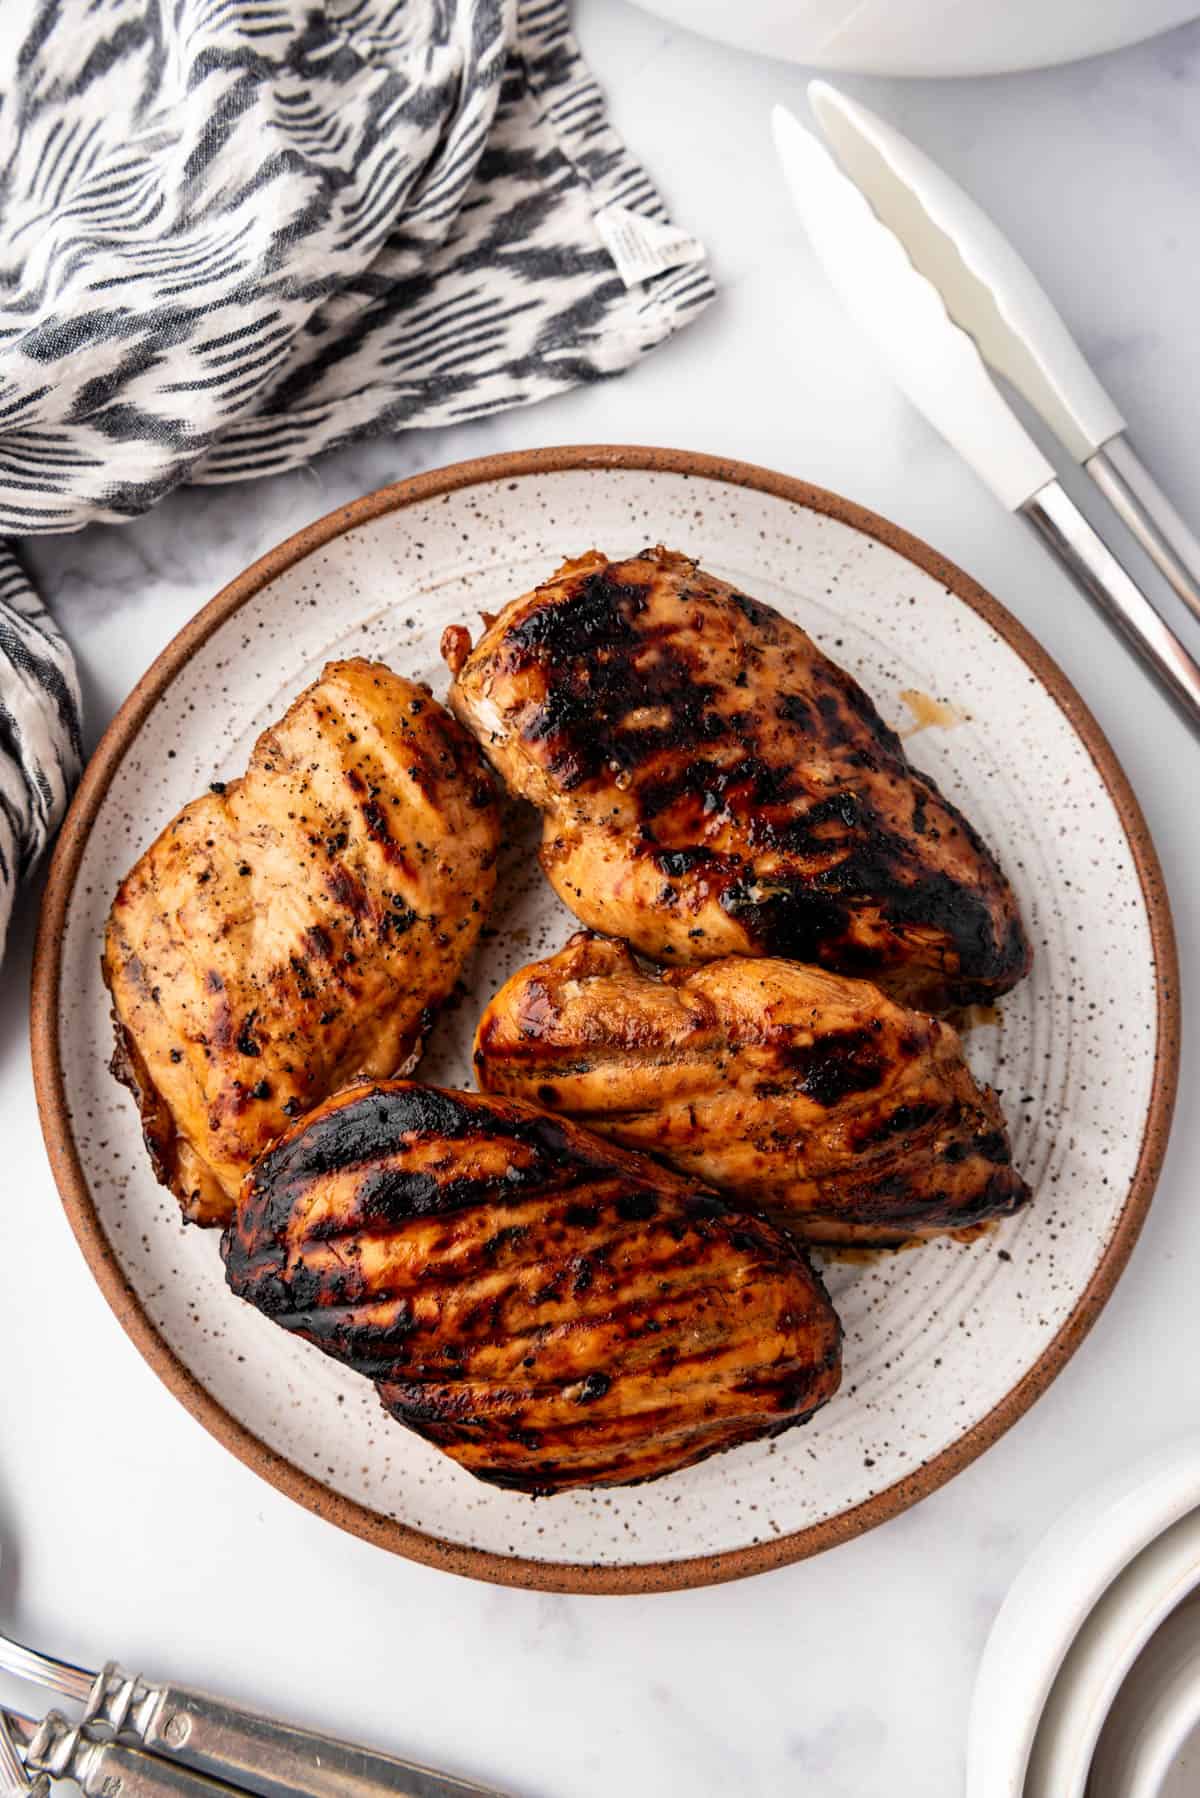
[1160,1738,1200,1798]
[32,447,1178,1592]
[1089,1593,1200,1798]
[1027,1510,1200,1798]
[968,1437,1200,1798]
[630,0,1200,78]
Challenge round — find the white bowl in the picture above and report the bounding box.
[1089,1592,1200,1798]
[1025,1509,1200,1797]
[630,0,1200,78]
[967,1438,1200,1798]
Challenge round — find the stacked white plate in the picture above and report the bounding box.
[969,1440,1200,1796]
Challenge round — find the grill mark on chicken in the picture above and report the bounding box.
[506,569,722,793]
[224,1080,842,1493]
[446,548,1031,1008]
[775,1028,887,1105]
[474,933,1029,1245]
[260,1231,783,1373]
[255,1082,580,1189]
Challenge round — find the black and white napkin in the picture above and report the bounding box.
[0,0,713,954]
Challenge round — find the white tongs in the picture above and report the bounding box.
[772,85,1200,735]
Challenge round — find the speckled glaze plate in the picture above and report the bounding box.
[32,447,1178,1593]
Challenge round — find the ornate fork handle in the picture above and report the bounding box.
[25,1710,236,1797]
[86,1664,505,1798]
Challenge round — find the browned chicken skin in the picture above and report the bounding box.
[104,660,500,1227]
[475,932,1029,1245]
[223,1080,843,1493]
[444,548,1030,1009]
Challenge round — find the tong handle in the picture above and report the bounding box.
[88,1667,504,1798]
[1022,478,1200,736]
[1087,433,1200,626]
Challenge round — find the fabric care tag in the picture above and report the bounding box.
[594,205,708,288]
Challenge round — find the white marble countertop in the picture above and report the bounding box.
[5,7,1200,1794]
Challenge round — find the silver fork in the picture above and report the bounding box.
[0,1712,46,1798]
[0,1625,506,1798]
[0,1631,92,1708]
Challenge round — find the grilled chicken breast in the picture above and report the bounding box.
[223,1080,842,1493]
[104,660,500,1227]
[475,932,1029,1244]
[444,547,1030,1009]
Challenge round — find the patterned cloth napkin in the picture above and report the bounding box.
[0,0,713,955]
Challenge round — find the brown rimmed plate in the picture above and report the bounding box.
[32,446,1179,1593]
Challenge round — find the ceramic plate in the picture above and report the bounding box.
[968,1436,1200,1798]
[1091,1592,1200,1798]
[32,447,1178,1593]
[1026,1509,1200,1798]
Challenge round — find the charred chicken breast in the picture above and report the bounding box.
[104,660,500,1227]
[475,932,1028,1244]
[223,1080,842,1493]
[444,547,1030,1009]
